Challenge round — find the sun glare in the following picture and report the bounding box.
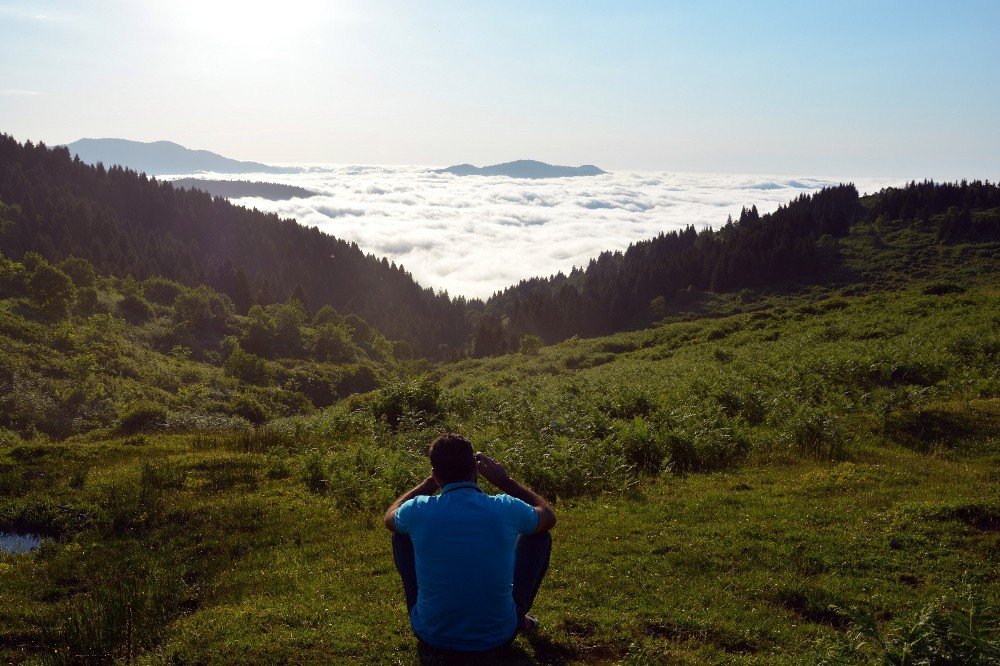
[166,0,329,55]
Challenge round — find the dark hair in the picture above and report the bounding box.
[429,433,476,485]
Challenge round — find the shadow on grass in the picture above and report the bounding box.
[416,632,577,665]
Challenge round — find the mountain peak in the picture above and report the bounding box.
[64,137,301,176]
[435,160,607,179]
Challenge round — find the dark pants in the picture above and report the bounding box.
[392,531,552,627]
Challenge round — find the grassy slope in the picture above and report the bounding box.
[1,431,996,664]
[1,219,998,664]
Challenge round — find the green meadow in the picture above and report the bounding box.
[2,273,998,663]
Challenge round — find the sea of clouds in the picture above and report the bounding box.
[167,167,902,300]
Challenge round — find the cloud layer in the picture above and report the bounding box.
[169,168,902,300]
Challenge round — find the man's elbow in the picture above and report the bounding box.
[536,507,557,533]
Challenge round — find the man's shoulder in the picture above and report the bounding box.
[485,492,532,510]
[399,494,434,511]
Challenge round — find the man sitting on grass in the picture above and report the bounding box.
[384,433,557,652]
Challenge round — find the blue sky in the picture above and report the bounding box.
[1,0,997,177]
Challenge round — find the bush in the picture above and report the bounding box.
[613,417,668,473]
[313,323,355,362]
[826,590,1000,665]
[57,256,96,288]
[116,402,168,434]
[884,406,973,452]
[76,286,99,314]
[224,347,272,385]
[0,255,25,298]
[172,285,234,335]
[519,334,544,355]
[228,394,271,425]
[26,262,76,316]
[143,276,184,305]
[338,363,378,397]
[370,379,444,430]
[922,282,966,296]
[118,291,152,321]
[786,407,847,460]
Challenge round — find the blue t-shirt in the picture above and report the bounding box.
[394,482,539,651]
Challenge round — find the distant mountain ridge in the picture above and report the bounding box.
[65,138,302,176]
[170,178,317,201]
[436,159,607,178]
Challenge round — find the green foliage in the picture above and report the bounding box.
[368,379,444,431]
[826,589,1000,665]
[142,276,183,305]
[227,394,271,425]
[116,402,168,434]
[313,322,355,362]
[612,417,668,473]
[118,277,152,321]
[224,346,272,385]
[43,573,184,665]
[0,254,25,298]
[56,256,95,288]
[26,262,76,316]
[172,285,234,335]
[519,333,543,355]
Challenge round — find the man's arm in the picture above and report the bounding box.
[475,453,556,534]
[383,476,439,532]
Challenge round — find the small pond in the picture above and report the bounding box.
[0,532,42,554]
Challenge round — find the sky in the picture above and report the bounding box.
[1,1,998,178]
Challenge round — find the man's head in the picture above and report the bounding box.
[429,433,477,486]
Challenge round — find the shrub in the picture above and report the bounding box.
[172,285,234,334]
[224,347,272,385]
[143,276,183,305]
[313,323,355,362]
[116,402,168,434]
[613,417,668,473]
[0,255,25,297]
[75,286,99,314]
[118,291,151,321]
[26,262,76,316]
[922,282,966,296]
[227,394,271,425]
[826,590,1000,665]
[302,451,329,493]
[43,572,183,665]
[338,363,378,397]
[370,379,444,430]
[57,256,96,288]
[519,334,544,356]
[786,407,848,460]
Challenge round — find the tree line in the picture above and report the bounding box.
[474,179,999,354]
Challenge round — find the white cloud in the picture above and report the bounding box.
[1,88,42,96]
[167,168,903,299]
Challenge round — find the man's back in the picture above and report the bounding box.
[395,481,538,651]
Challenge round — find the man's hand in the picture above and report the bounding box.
[475,452,511,486]
[475,452,556,534]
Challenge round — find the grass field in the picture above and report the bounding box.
[2,279,998,663]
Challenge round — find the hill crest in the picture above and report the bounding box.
[65,137,302,176]
[436,159,607,178]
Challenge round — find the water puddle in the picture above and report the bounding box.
[0,531,42,554]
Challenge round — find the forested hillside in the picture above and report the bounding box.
[3,135,998,361]
[0,135,472,357]
[477,180,1000,353]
